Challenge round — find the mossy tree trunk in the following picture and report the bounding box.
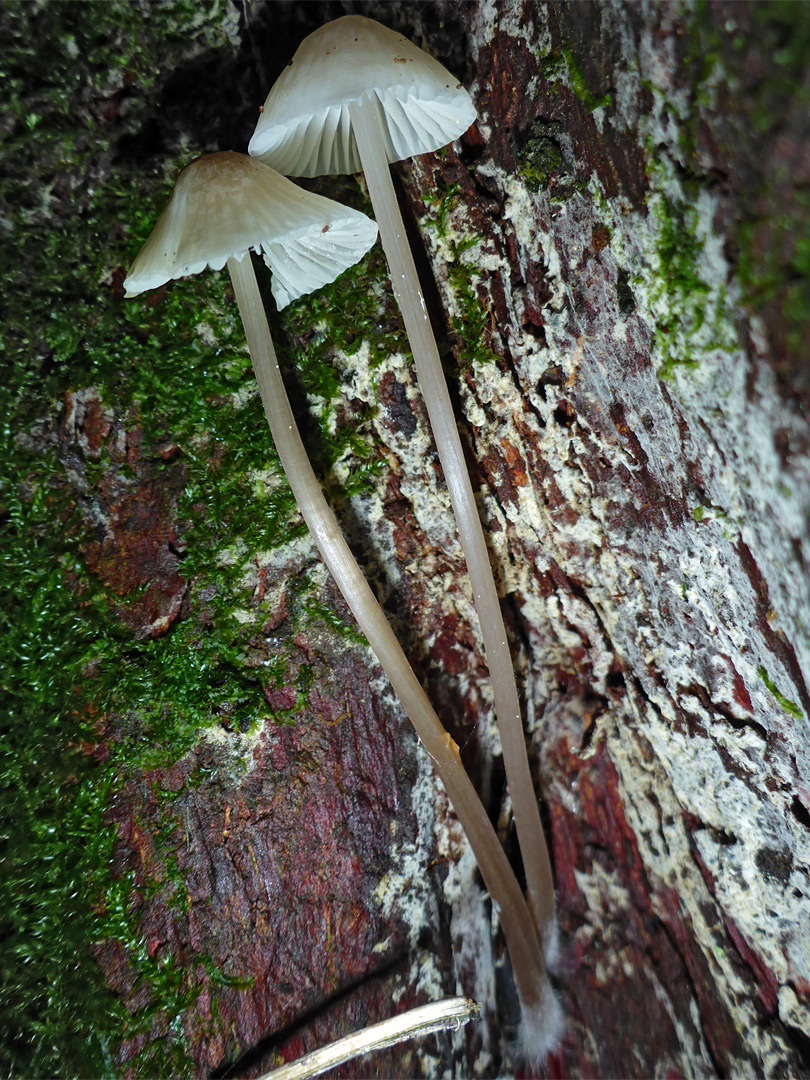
[4,1,810,1077]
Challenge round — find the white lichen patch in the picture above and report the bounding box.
[196,714,266,775]
[437,797,499,1075]
[442,837,497,1012]
[611,700,792,1074]
[778,984,810,1040]
[574,861,633,933]
[333,337,463,565]
[372,732,500,1076]
[229,377,259,411]
[253,532,319,579]
[194,320,220,349]
[245,464,289,501]
[214,538,249,568]
[373,739,445,1002]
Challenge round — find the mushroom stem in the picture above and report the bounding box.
[348,99,555,941]
[226,253,548,1014]
[258,996,480,1080]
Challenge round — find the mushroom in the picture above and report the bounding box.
[124,151,556,1044]
[249,17,556,953]
[124,150,377,310]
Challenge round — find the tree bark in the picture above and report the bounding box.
[6,1,810,1077]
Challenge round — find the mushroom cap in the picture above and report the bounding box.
[124,151,378,308]
[248,15,477,177]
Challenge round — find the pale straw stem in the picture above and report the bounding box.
[257,996,479,1080]
[227,254,546,1012]
[348,99,555,939]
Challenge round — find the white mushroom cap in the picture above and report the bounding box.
[124,151,378,308]
[248,15,477,177]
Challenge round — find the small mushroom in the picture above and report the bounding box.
[249,18,556,956]
[124,150,377,309]
[124,151,554,1042]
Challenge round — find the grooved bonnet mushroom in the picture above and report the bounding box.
[124,150,376,310]
[249,18,556,956]
[124,150,554,1039]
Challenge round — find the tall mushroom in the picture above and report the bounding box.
[124,151,557,1046]
[248,16,556,951]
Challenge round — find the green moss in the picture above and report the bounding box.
[0,435,244,1077]
[536,42,611,112]
[0,1,339,1073]
[691,504,727,524]
[421,185,498,369]
[519,136,563,192]
[518,121,565,194]
[447,248,500,369]
[676,1,727,165]
[750,1,810,130]
[517,115,589,201]
[757,666,804,720]
[303,598,368,647]
[433,182,461,240]
[643,3,809,380]
[559,45,612,112]
[645,190,736,381]
[279,239,404,495]
[1,276,314,1071]
[737,194,810,361]
[529,44,608,198]
[653,197,707,379]
[0,88,414,1072]
[0,498,123,1075]
[682,2,810,373]
[0,379,256,1076]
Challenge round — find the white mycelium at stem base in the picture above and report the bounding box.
[249,15,557,954]
[124,150,555,1033]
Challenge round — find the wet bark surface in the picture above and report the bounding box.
[5,0,810,1077]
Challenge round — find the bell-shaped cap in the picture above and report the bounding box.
[248,15,477,177]
[124,151,378,309]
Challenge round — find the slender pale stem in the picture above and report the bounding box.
[348,99,555,939]
[227,254,546,1013]
[258,996,479,1080]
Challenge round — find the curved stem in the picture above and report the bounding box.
[227,254,547,1014]
[259,997,479,1080]
[348,99,555,940]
